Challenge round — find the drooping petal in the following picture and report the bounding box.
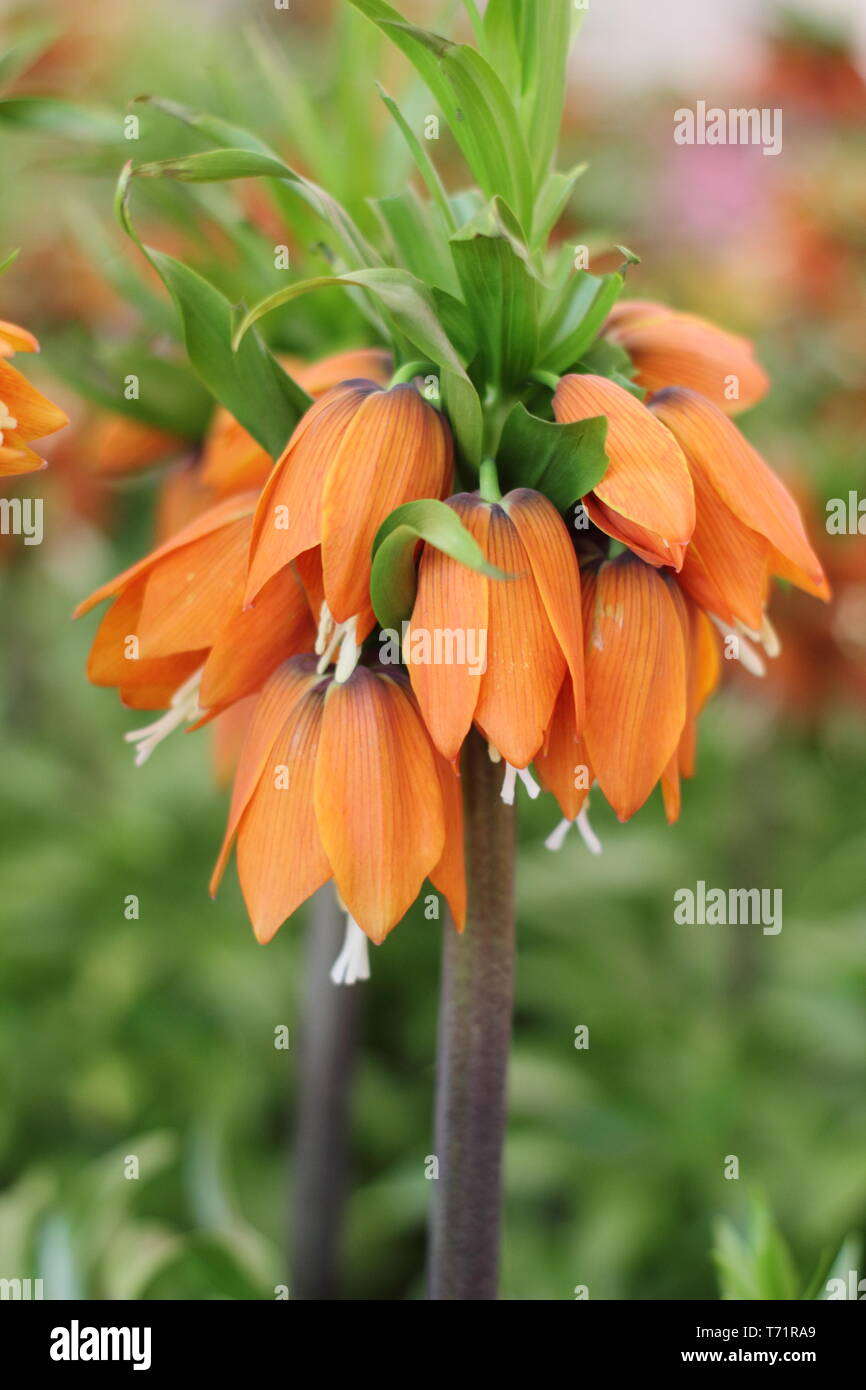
[649,387,829,599]
[0,319,39,355]
[429,749,467,930]
[74,493,258,618]
[87,576,206,701]
[321,385,453,622]
[678,457,771,629]
[313,668,445,943]
[0,359,69,440]
[198,564,317,713]
[505,487,585,732]
[583,555,688,820]
[605,300,769,414]
[135,516,251,657]
[554,373,695,568]
[678,597,721,779]
[210,657,322,894]
[0,435,46,475]
[236,681,331,943]
[534,677,593,821]
[474,503,566,768]
[245,382,377,604]
[199,408,272,498]
[407,493,489,762]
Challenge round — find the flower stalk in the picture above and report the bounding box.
[428,729,517,1300]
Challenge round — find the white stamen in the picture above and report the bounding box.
[330,914,371,986]
[710,614,766,678]
[500,762,541,805]
[487,742,502,764]
[315,601,335,658]
[576,805,603,856]
[545,817,573,851]
[760,613,781,659]
[123,667,203,766]
[544,805,603,855]
[0,399,18,437]
[334,616,360,683]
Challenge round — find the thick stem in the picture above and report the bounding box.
[290,885,360,1300]
[428,730,517,1300]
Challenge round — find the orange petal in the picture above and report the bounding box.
[75,492,258,618]
[199,564,316,713]
[505,487,585,733]
[583,555,688,820]
[236,681,331,942]
[407,493,489,762]
[135,516,250,657]
[649,388,829,599]
[0,359,68,440]
[474,503,566,768]
[313,668,445,943]
[87,576,206,698]
[678,597,721,779]
[606,300,769,415]
[211,657,322,895]
[93,415,184,477]
[534,677,593,821]
[678,456,771,629]
[245,381,375,604]
[211,696,256,789]
[322,385,453,622]
[0,319,39,355]
[199,407,272,498]
[429,749,467,930]
[0,435,46,475]
[554,374,694,568]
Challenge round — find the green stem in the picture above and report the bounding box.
[389,359,436,387]
[428,730,517,1300]
[479,457,502,503]
[529,369,561,393]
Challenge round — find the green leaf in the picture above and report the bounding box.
[522,1,574,188]
[235,267,483,466]
[116,164,311,459]
[0,22,58,90]
[481,0,522,92]
[0,248,20,277]
[0,96,120,142]
[449,200,540,390]
[374,188,459,296]
[533,163,588,247]
[375,83,456,234]
[542,269,624,373]
[135,100,379,271]
[497,403,609,510]
[49,337,212,439]
[371,498,502,630]
[349,2,534,230]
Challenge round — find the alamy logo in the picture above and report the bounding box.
[673,881,782,935]
[0,1276,43,1299]
[674,101,783,157]
[825,1270,866,1300]
[50,1321,152,1372]
[0,497,43,545]
[380,622,488,676]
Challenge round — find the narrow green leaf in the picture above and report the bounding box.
[376,83,456,233]
[449,200,540,389]
[0,96,120,142]
[374,189,459,296]
[0,248,20,277]
[0,23,58,89]
[533,163,588,248]
[115,164,311,459]
[371,497,502,630]
[349,1,534,230]
[542,270,624,373]
[497,403,609,510]
[519,0,573,188]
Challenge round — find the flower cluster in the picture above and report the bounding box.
[0,317,68,476]
[77,303,827,960]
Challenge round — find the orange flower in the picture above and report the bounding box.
[74,494,315,733]
[210,657,465,945]
[408,488,584,772]
[649,387,829,642]
[553,373,696,569]
[605,299,769,414]
[0,320,68,476]
[245,381,454,629]
[92,414,184,478]
[579,553,704,823]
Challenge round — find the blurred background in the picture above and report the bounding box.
[0,0,864,1299]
